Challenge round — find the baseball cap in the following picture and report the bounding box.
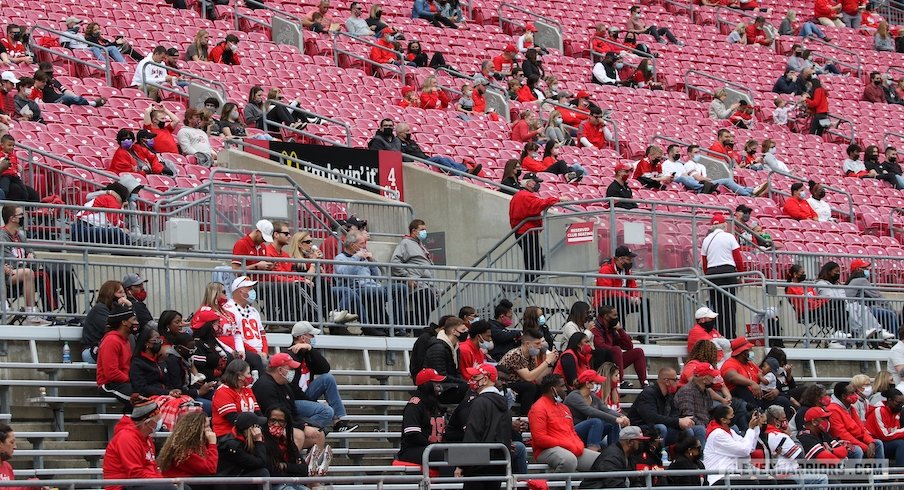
[504,43,517,53]
[122,273,148,288]
[472,74,490,86]
[231,275,257,291]
[804,406,831,422]
[415,368,446,386]
[735,204,753,214]
[291,320,321,337]
[575,90,591,99]
[525,22,538,32]
[136,129,156,141]
[345,215,368,229]
[710,213,726,225]
[65,16,83,25]
[255,219,274,243]
[765,357,780,373]
[850,258,871,271]
[269,352,301,369]
[614,245,637,258]
[0,71,20,84]
[694,306,718,320]
[464,363,498,382]
[692,363,719,378]
[619,426,651,440]
[234,412,268,431]
[191,307,220,329]
[166,47,179,57]
[614,162,633,174]
[576,369,606,384]
[522,172,543,183]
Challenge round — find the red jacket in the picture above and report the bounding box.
[863,83,886,103]
[709,141,740,164]
[593,259,639,306]
[458,340,489,378]
[687,324,725,362]
[827,400,874,451]
[527,396,585,458]
[96,330,131,386]
[591,321,635,352]
[866,404,904,442]
[420,90,450,109]
[632,157,661,180]
[109,145,164,175]
[561,108,589,127]
[805,88,828,114]
[209,42,242,65]
[103,416,164,489]
[784,285,827,314]
[521,155,546,173]
[516,85,537,103]
[161,443,219,478]
[511,119,539,142]
[840,0,864,15]
[783,197,817,220]
[0,150,19,177]
[508,189,559,235]
[814,0,838,17]
[745,25,771,46]
[590,34,618,54]
[370,38,398,64]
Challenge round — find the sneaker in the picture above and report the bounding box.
[330,310,358,324]
[305,445,323,476]
[24,316,52,326]
[619,380,633,389]
[752,182,769,197]
[880,329,897,340]
[468,163,483,176]
[564,171,577,183]
[828,341,846,349]
[333,420,359,433]
[832,331,853,339]
[675,40,685,47]
[317,445,333,476]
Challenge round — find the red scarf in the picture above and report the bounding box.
[705,420,726,437]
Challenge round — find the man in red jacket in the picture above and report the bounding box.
[508,173,562,283]
[827,381,884,460]
[103,399,165,490]
[782,183,817,220]
[96,305,140,406]
[594,246,650,335]
[528,374,600,472]
[744,16,774,47]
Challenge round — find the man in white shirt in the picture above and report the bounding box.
[222,276,267,373]
[131,46,174,101]
[806,182,834,222]
[664,145,706,192]
[684,145,768,196]
[345,2,375,36]
[700,214,743,339]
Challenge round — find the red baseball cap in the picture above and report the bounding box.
[191,308,220,330]
[465,363,498,382]
[504,43,518,53]
[415,368,446,386]
[614,162,632,174]
[711,213,726,225]
[525,22,538,32]
[575,90,591,99]
[577,369,606,384]
[269,352,301,369]
[693,363,719,378]
[850,258,871,271]
[804,406,831,422]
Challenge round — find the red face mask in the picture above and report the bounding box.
[817,421,830,433]
[268,424,286,438]
[667,385,677,395]
[580,345,592,355]
[132,290,148,302]
[846,394,859,405]
[217,296,228,306]
[244,375,254,386]
[820,395,831,407]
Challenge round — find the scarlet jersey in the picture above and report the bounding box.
[221,300,267,355]
[211,385,260,436]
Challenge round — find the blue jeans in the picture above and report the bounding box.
[512,441,528,474]
[601,420,620,446]
[305,372,346,419]
[81,347,96,364]
[798,473,829,490]
[90,45,125,63]
[194,396,212,416]
[294,398,334,428]
[849,445,864,460]
[58,92,90,106]
[885,439,904,466]
[675,175,704,191]
[894,175,904,190]
[70,221,131,246]
[654,424,694,446]
[800,21,826,39]
[712,178,753,196]
[872,306,899,334]
[574,418,603,448]
[429,156,468,174]
[331,286,364,318]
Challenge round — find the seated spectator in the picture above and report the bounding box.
[783,183,818,220]
[579,106,614,149]
[110,129,166,175]
[84,23,142,62]
[798,406,849,466]
[632,145,673,189]
[703,405,764,485]
[71,175,143,246]
[132,46,173,100]
[260,220,319,323]
[191,308,236,383]
[681,145,767,195]
[593,245,646,322]
[162,332,215,414]
[511,109,540,142]
[876,21,895,51]
[220,276,266,373]
[881,146,904,188]
[664,433,705,485]
[675,363,719,446]
[177,108,216,165]
[397,368,449,465]
[720,337,763,412]
[81,280,130,363]
[458,320,494,377]
[708,89,739,120]
[130,327,182,398]
[521,140,586,182]
[32,65,105,107]
[529,374,601,472]
[456,82,475,113]
[303,0,336,31]
[729,100,755,128]
[843,143,878,179]
[13,78,43,123]
[405,40,447,69]
[560,90,595,127]
[215,412,271,480]
[209,34,241,65]
[544,109,572,145]
[864,71,888,103]
[411,317,448,379]
[592,305,648,387]
[806,181,834,221]
[581,426,649,487]
[286,231,358,333]
[727,22,747,43]
[624,6,682,45]
[779,9,829,39]
[866,388,904,466]
[773,70,798,95]
[0,24,32,64]
[264,88,317,135]
[418,75,449,109]
[745,16,774,47]
[158,411,218,478]
[764,405,831,487]
[606,162,637,209]
[368,118,402,151]
[185,29,210,61]
[498,328,556,414]
[758,138,791,173]
[0,206,49,324]
[630,366,698,444]
[564,368,627,445]
[488,299,520,360]
[423,316,469,403]
[211,359,262,437]
[370,29,399,65]
[517,22,538,54]
[412,0,458,28]
[516,74,543,103]
[263,406,324,477]
[687,307,730,363]
[219,102,249,138]
[631,59,661,90]
[864,144,904,189]
[521,48,544,82]
[554,332,594,389]
[848,259,899,335]
[231,219,275,272]
[96,305,140,405]
[396,123,480,175]
[492,44,518,76]
[440,0,464,23]
[366,4,390,36]
[739,139,762,169]
[102,400,165,483]
[244,86,266,130]
[398,85,418,108]
[335,230,407,334]
[709,128,739,163]
[828,381,884,459]
[590,24,618,55]
[592,52,631,86]
[500,158,523,194]
[815,0,844,26]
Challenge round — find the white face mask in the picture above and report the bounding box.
[862,386,873,397]
[768,147,777,154]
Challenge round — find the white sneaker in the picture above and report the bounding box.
[317,444,333,476]
[24,316,52,326]
[330,310,358,324]
[832,331,852,339]
[880,329,897,340]
[305,445,323,476]
[865,328,878,338]
[828,341,846,349]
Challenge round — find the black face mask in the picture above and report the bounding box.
[874,80,882,85]
[515,169,522,177]
[814,191,826,200]
[10,32,21,41]
[724,141,734,149]
[622,261,633,272]
[651,157,662,164]
[532,182,542,193]
[889,157,898,164]
[157,121,166,129]
[375,11,383,18]
[381,128,393,138]
[606,316,620,328]
[149,340,163,354]
[700,320,715,332]
[456,331,469,342]
[829,273,841,283]
[798,273,807,281]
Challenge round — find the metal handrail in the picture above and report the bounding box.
[891,206,904,242]
[764,169,855,222]
[332,31,406,81]
[28,25,112,86]
[663,0,697,23]
[802,36,863,77]
[883,130,904,151]
[140,60,228,100]
[876,0,904,26]
[824,113,856,144]
[683,68,755,104]
[233,0,304,31]
[649,134,734,168]
[262,98,352,147]
[497,3,563,34]
[542,99,621,154]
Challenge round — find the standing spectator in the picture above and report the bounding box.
[460,364,512,490]
[827,381,883,459]
[815,0,844,26]
[624,6,682,45]
[96,305,139,405]
[841,0,866,27]
[102,400,165,487]
[802,78,829,136]
[528,374,601,472]
[675,363,719,446]
[488,299,520,361]
[702,405,764,485]
[390,219,438,326]
[498,328,557,414]
[209,35,241,65]
[579,426,649,488]
[158,411,219,478]
[592,305,649,387]
[700,214,744,339]
[783,183,818,220]
[508,173,560,283]
[335,231,407,335]
[143,103,181,155]
[606,162,637,209]
[629,367,696,444]
[211,359,261,437]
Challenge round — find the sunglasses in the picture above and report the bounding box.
[302,239,313,244]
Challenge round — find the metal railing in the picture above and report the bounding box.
[744,245,904,286]
[763,169,855,222]
[590,36,657,77]
[876,0,904,25]
[497,3,564,52]
[802,36,863,77]
[140,60,228,101]
[663,0,697,23]
[262,99,352,147]
[542,99,621,154]
[332,31,406,81]
[28,26,112,86]
[683,68,755,105]
[232,0,304,33]
[713,6,765,35]
[824,113,856,144]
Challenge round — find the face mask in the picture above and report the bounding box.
[130,323,141,335]
[580,344,592,355]
[890,157,898,164]
[456,331,468,342]
[284,369,296,383]
[381,128,393,138]
[800,191,807,199]
[622,261,633,272]
[10,32,21,41]
[724,141,734,149]
[157,121,166,129]
[479,340,494,351]
[68,26,80,33]
[244,375,254,386]
[217,296,228,306]
[120,139,134,150]
[862,386,873,397]
[798,273,807,281]
[864,270,871,279]
[590,383,601,393]
[230,110,239,121]
[830,273,841,283]
[501,316,513,327]
[132,290,148,302]
[528,346,540,357]
[747,351,755,362]
[309,337,317,347]
[269,424,286,437]
[874,80,882,86]
[537,315,547,326]
[767,147,777,155]
[692,154,702,162]
[615,62,624,69]
[128,194,139,203]
[532,182,542,193]
[820,395,831,407]
[149,340,163,354]
[553,388,563,404]
[467,378,482,391]
[846,394,859,405]
[417,230,428,241]
[888,402,902,413]
[667,385,677,395]
[246,290,257,304]
[817,421,830,433]
[700,320,715,331]
[375,11,383,18]
[471,317,481,324]
[228,42,238,51]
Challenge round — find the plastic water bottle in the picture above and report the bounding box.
[62,342,71,364]
[660,447,669,467]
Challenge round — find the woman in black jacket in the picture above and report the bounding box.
[262,407,313,478]
[80,280,131,363]
[191,312,235,383]
[217,412,270,485]
[422,317,469,403]
[162,333,216,415]
[665,432,705,486]
[130,327,179,398]
[488,299,521,360]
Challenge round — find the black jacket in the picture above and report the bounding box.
[488,319,520,361]
[399,136,430,162]
[772,75,797,95]
[192,339,234,382]
[463,389,512,476]
[251,372,305,429]
[521,59,544,80]
[263,432,308,477]
[606,180,637,209]
[216,434,270,477]
[580,443,632,488]
[81,303,110,349]
[423,336,466,384]
[410,327,438,380]
[628,384,680,430]
[162,351,200,398]
[398,393,445,464]
[127,293,154,330]
[130,353,170,397]
[287,347,330,401]
[665,456,705,486]
[368,131,402,151]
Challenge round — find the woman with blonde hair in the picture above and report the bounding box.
[185,30,210,61]
[872,371,892,406]
[851,373,874,420]
[288,231,321,275]
[159,411,219,477]
[876,22,895,52]
[544,109,572,145]
[419,75,450,109]
[194,281,229,326]
[596,361,625,416]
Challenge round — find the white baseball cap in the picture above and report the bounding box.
[231,276,257,291]
[255,219,273,243]
[1,71,20,84]
[695,306,719,320]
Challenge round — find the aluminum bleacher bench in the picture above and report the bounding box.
[14,449,104,470]
[28,395,119,432]
[14,468,103,479]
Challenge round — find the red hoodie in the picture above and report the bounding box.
[593,259,639,306]
[109,146,164,175]
[827,400,874,451]
[528,395,584,458]
[161,443,219,478]
[96,329,131,386]
[103,416,163,490]
[508,189,559,235]
[866,404,904,442]
[783,197,817,220]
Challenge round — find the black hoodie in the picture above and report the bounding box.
[462,388,512,477]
